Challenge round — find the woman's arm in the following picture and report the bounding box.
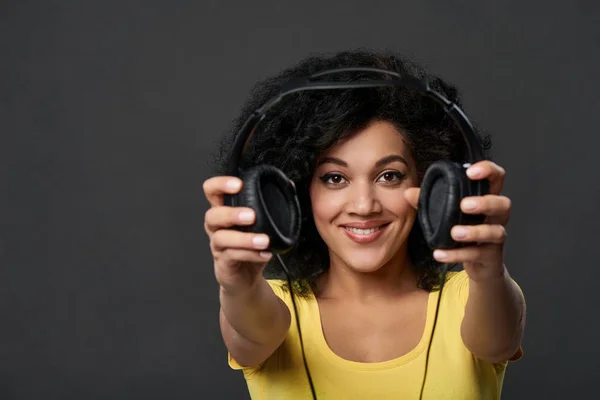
[220,278,291,367]
[203,175,291,368]
[405,160,527,363]
[461,265,526,363]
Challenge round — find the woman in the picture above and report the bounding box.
[204,49,526,399]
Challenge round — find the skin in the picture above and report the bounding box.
[203,119,525,367]
[404,157,526,362]
[204,177,290,368]
[309,121,420,299]
[309,121,430,362]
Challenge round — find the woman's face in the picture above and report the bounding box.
[309,120,419,274]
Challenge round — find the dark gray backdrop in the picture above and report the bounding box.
[2,1,599,399]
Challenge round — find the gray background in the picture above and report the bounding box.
[2,0,599,399]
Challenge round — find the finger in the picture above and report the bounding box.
[404,187,420,209]
[216,248,273,264]
[204,206,256,235]
[433,243,502,263]
[461,195,511,218]
[450,224,507,244]
[466,161,505,194]
[203,176,243,207]
[210,229,270,253]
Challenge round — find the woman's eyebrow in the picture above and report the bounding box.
[316,156,347,167]
[316,154,409,169]
[374,154,409,169]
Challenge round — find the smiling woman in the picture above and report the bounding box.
[204,49,526,399]
[309,121,418,277]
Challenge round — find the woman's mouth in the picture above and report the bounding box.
[341,223,390,244]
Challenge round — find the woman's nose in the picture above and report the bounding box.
[347,181,382,215]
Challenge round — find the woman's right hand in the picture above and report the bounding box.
[203,176,273,295]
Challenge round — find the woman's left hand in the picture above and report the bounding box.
[404,160,510,282]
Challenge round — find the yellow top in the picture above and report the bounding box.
[228,270,524,399]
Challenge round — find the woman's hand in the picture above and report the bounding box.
[404,160,510,282]
[203,176,273,294]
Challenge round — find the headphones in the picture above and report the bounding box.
[224,67,489,399]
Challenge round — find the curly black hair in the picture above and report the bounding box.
[212,48,492,296]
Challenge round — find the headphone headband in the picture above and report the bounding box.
[226,67,485,176]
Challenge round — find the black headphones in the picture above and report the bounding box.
[223,67,489,399]
[224,67,489,250]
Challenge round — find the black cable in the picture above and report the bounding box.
[275,253,317,400]
[418,263,451,400]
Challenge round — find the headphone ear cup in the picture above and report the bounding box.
[418,161,487,249]
[224,165,301,253]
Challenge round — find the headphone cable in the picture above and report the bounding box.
[275,253,318,400]
[418,263,451,399]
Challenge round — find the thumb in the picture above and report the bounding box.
[404,187,420,209]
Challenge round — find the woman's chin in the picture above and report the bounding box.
[338,252,394,274]
[348,263,385,274]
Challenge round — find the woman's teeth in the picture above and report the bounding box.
[344,226,381,235]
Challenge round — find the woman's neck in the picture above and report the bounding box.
[315,250,421,302]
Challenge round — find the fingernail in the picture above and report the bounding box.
[452,227,468,239]
[433,250,448,260]
[260,251,272,259]
[227,179,241,190]
[238,211,254,222]
[462,199,478,210]
[252,235,269,248]
[467,166,482,178]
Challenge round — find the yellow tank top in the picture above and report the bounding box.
[228,270,523,399]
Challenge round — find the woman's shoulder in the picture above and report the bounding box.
[439,269,470,306]
[265,279,287,299]
[440,268,525,306]
[265,278,307,298]
[265,278,289,291]
[265,278,316,308]
[444,269,469,286]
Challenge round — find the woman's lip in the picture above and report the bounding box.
[340,221,390,229]
[341,224,389,244]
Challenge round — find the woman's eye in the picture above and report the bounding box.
[320,173,347,185]
[377,171,405,183]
